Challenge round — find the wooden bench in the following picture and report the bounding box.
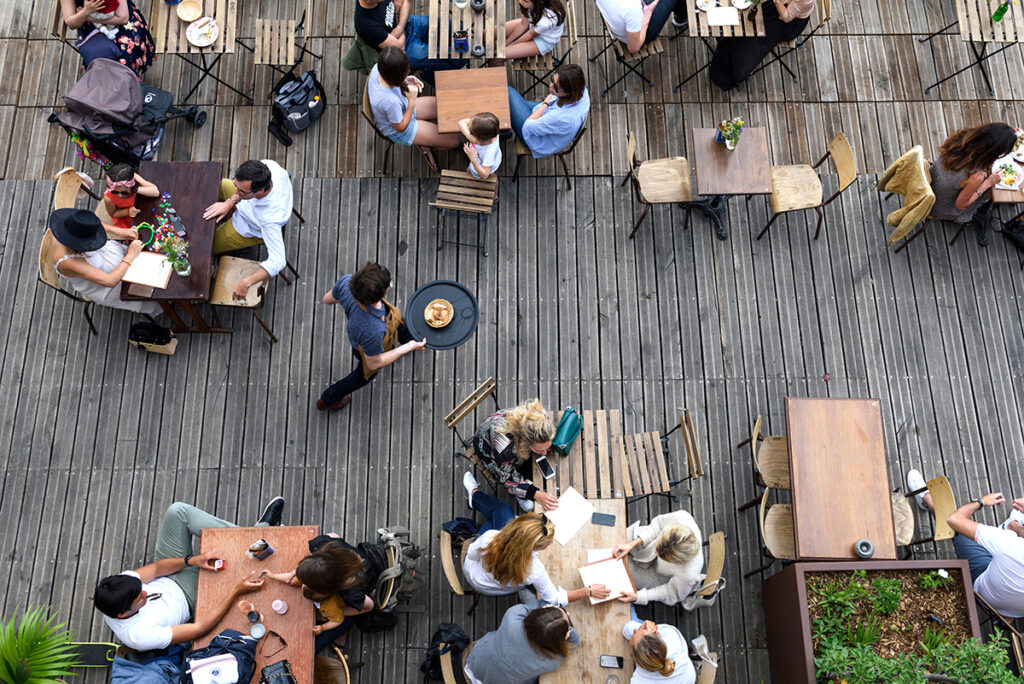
[589,18,664,97]
[511,0,579,94]
[430,170,498,257]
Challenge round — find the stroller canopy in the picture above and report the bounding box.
[57,58,152,147]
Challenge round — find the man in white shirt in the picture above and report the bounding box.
[908,470,1024,619]
[92,498,284,651]
[595,0,683,54]
[203,159,294,300]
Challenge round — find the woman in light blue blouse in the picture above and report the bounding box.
[507,64,590,158]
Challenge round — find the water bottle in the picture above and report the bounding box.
[993,1,1010,21]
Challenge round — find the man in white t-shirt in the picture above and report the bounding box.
[595,0,684,54]
[92,498,284,652]
[908,470,1024,618]
[203,159,294,300]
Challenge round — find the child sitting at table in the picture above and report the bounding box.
[102,163,159,240]
[458,112,502,180]
[88,0,122,40]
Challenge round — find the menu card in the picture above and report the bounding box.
[122,251,172,289]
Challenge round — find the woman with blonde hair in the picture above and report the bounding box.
[624,619,696,683]
[612,510,704,607]
[462,512,609,606]
[473,398,559,512]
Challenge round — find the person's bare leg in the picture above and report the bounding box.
[922,492,934,513]
[504,41,542,59]
[414,121,462,149]
[414,95,438,121]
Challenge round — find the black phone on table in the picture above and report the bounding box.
[592,512,616,526]
[600,655,624,668]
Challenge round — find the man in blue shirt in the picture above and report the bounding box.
[317,262,426,411]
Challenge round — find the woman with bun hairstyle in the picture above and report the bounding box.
[612,510,704,607]
[624,619,696,683]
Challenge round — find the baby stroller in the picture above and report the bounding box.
[49,58,206,168]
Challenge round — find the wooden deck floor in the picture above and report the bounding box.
[1,0,1023,180]
[4,172,1024,683]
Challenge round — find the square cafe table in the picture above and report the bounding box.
[689,126,772,241]
[434,67,511,134]
[785,397,898,561]
[537,498,634,683]
[427,0,506,60]
[992,170,1024,228]
[120,161,228,333]
[195,525,320,684]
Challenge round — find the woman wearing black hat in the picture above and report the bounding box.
[47,208,161,316]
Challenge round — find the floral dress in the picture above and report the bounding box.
[74,0,155,77]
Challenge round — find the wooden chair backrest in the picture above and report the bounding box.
[626,131,640,177]
[927,475,956,541]
[328,646,352,684]
[561,113,589,156]
[52,0,72,43]
[39,231,63,291]
[211,256,266,307]
[440,530,467,595]
[827,131,856,191]
[565,0,579,52]
[757,488,772,550]
[698,531,725,597]
[362,81,388,142]
[54,167,85,210]
[819,0,833,26]
[750,414,764,469]
[444,377,496,430]
[440,643,457,684]
[681,410,704,479]
[696,652,719,684]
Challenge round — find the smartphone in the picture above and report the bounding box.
[600,655,624,668]
[536,454,556,480]
[592,512,616,526]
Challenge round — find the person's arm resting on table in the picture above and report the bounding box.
[955,169,1002,212]
[947,492,1006,540]
[203,190,240,224]
[168,575,263,645]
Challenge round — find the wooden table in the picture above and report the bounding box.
[688,126,772,240]
[920,0,1024,95]
[684,0,766,38]
[149,0,251,104]
[120,161,228,334]
[533,409,626,500]
[537,498,633,683]
[434,68,511,134]
[427,0,506,60]
[195,525,319,684]
[785,397,897,561]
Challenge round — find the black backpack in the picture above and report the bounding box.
[179,629,257,684]
[269,70,325,146]
[128,321,172,345]
[420,623,470,681]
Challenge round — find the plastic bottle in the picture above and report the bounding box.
[993,1,1010,21]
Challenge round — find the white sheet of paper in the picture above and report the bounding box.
[544,486,595,545]
[587,548,615,563]
[707,6,740,25]
[122,251,173,289]
[578,556,634,604]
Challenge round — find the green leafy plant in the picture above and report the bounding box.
[0,606,80,684]
[156,234,190,272]
[845,617,881,647]
[918,570,952,590]
[870,577,903,615]
[919,626,949,657]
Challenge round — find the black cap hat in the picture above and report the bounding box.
[48,209,107,253]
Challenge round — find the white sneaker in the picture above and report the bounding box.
[517,497,535,512]
[690,635,711,662]
[906,469,928,511]
[463,472,479,507]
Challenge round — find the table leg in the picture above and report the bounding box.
[161,301,232,334]
[674,37,716,92]
[685,195,730,241]
[924,41,1014,95]
[159,301,190,332]
[178,52,254,105]
[180,301,232,333]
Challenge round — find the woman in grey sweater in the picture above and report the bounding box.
[464,600,580,684]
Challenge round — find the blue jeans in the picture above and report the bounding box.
[953,533,993,582]
[508,87,540,143]
[645,0,683,44]
[405,15,467,76]
[471,491,515,534]
[314,614,363,654]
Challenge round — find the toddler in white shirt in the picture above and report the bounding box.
[459,112,502,180]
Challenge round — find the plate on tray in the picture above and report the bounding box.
[732,0,752,9]
[993,155,1023,191]
[424,298,454,328]
[186,17,219,47]
[696,0,717,10]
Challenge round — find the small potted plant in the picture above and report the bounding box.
[0,606,81,683]
[716,117,744,151]
[156,233,191,277]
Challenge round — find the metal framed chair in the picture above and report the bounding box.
[444,377,501,488]
[38,231,97,336]
[209,255,278,343]
[511,0,579,95]
[738,415,790,511]
[744,488,795,579]
[512,113,588,191]
[623,131,693,238]
[589,18,664,97]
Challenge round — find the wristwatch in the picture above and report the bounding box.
[975,497,985,508]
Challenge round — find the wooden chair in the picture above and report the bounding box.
[756,131,856,241]
[589,18,664,97]
[361,81,437,176]
[52,0,76,48]
[696,651,719,684]
[38,231,97,336]
[512,113,588,191]
[744,488,795,579]
[751,0,832,82]
[737,415,790,511]
[621,429,682,502]
[327,646,353,683]
[53,167,99,209]
[695,531,726,599]
[891,492,916,548]
[444,378,500,488]
[210,255,278,343]
[905,475,957,547]
[430,170,498,257]
[440,640,476,684]
[512,0,579,95]
[623,131,693,239]
[252,0,320,89]
[661,409,705,482]
[440,530,481,615]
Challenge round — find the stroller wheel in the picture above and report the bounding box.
[187,108,207,128]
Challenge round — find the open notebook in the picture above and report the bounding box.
[122,251,173,289]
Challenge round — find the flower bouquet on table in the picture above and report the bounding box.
[716,117,744,151]
[156,233,192,277]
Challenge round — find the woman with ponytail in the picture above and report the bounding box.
[625,619,696,683]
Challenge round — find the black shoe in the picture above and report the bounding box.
[975,220,992,246]
[256,496,284,526]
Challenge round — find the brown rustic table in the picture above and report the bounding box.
[784,397,897,561]
[195,525,320,684]
[434,67,511,134]
[688,126,771,240]
[120,161,227,334]
[533,409,626,500]
[537,498,634,683]
[149,0,251,103]
[427,0,506,60]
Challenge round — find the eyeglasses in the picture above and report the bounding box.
[539,514,549,536]
[260,630,287,657]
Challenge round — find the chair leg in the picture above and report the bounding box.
[466,593,481,616]
[620,171,632,188]
[629,204,651,239]
[253,310,278,343]
[948,221,968,246]
[291,207,306,224]
[743,552,776,579]
[735,436,752,449]
[558,153,572,190]
[286,260,300,280]
[894,220,930,254]
[512,154,525,183]
[737,494,761,512]
[683,205,692,230]
[813,205,825,240]
[82,301,97,336]
[756,212,780,240]
[279,270,292,286]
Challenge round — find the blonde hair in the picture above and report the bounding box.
[502,399,556,459]
[633,633,675,677]
[655,524,700,565]
[481,513,555,586]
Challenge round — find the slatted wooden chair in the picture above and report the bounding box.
[512,113,588,190]
[252,0,320,86]
[38,230,97,335]
[696,651,719,684]
[738,415,790,511]
[589,18,664,97]
[905,475,957,547]
[659,409,705,485]
[440,530,482,615]
[744,488,795,579]
[444,377,500,487]
[52,0,76,48]
[623,131,693,239]
[209,255,278,343]
[751,0,832,82]
[361,81,438,176]
[692,531,726,600]
[440,640,476,684]
[757,131,856,241]
[620,428,685,502]
[430,170,498,257]
[511,0,579,94]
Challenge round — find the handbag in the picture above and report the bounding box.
[552,408,582,456]
[1003,220,1024,270]
[259,660,297,684]
[268,70,326,146]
